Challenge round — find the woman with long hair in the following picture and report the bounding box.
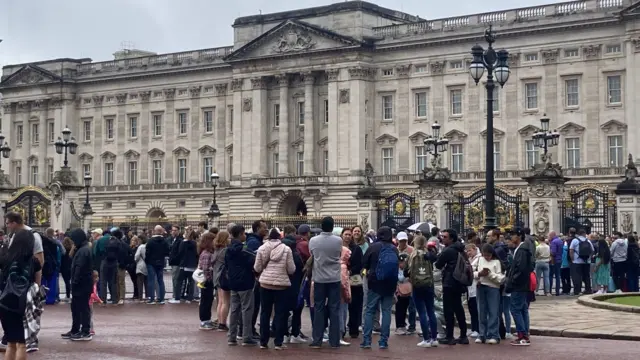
[344,226,364,339]
[60,237,74,301]
[593,238,611,294]
[0,229,40,360]
[128,236,141,301]
[406,235,439,348]
[198,232,217,330]
[134,236,148,301]
[176,230,199,303]
[212,231,231,331]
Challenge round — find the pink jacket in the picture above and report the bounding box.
[254,240,295,290]
[341,246,352,303]
[89,283,101,305]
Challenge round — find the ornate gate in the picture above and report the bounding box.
[558,186,616,235]
[377,190,419,232]
[447,187,528,238]
[4,186,51,232]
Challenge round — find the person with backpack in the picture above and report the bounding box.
[361,226,399,350]
[434,229,469,346]
[405,235,438,348]
[569,228,594,295]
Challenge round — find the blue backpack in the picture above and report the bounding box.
[375,244,399,281]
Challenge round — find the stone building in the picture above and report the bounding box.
[0,0,638,225]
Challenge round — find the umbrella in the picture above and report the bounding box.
[407,222,425,231]
[417,222,435,235]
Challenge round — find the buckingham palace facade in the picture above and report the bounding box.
[0,0,639,223]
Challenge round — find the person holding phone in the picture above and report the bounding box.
[474,244,505,345]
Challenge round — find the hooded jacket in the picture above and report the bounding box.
[225,239,256,291]
[363,227,399,297]
[70,229,93,294]
[283,235,304,297]
[254,239,295,289]
[434,241,467,290]
[145,235,170,268]
[245,233,263,253]
[505,242,534,293]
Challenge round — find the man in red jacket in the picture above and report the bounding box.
[296,224,311,264]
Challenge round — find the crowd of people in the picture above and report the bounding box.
[1,208,640,358]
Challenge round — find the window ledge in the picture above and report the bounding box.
[605,103,623,109]
[414,118,428,123]
[523,109,539,115]
[152,135,163,140]
[448,115,463,120]
[202,132,214,137]
[564,106,580,111]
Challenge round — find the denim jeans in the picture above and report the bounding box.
[339,302,348,337]
[362,289,393,346]
[509,292,530,337]
[412,285,438,341]
[477,284,501,341]
[535,261,550,294]
[628,266,639,292]
[147,264,166,302]
[311,282,341,347]
[501,295,511,334]
[549,263,562,296]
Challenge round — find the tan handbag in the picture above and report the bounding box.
[397,281,413,297]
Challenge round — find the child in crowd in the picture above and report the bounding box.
[90,270,103,335]
[395,254,413,335]
[465,243,481,338]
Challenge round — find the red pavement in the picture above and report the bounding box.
[27,304,631,360]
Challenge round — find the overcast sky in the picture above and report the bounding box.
[1,0,558,67]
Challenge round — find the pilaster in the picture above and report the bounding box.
[50,167,83,232]
[355,187,382,233]
[231,79,245,178]
[251,77,268,177]
[189,86,202,181]
[115,93,127,185]
[523,163,570,235]
[163,88,176,182]
[615,155,640,234]
[415,176,459,228]
[276,75,291,176]
[91,95,104,184]
[139,91,151,183]
[348,67,373,176]
[326,69,340,176]
[215,84,228,178]
[396,65,411,174]
[302,72,316,175]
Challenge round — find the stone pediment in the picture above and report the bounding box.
[408,131,429,144]
[317,137,328,148]
[480,127,506,139]
[100,151,116,160]
[148,148,165,157]
[444,129,468,142]
[172,146,190,156]
[0,64,67,88]
[558,121,585,136]
[78,152,94,162]
[518,124,541,137]
[124,149,140,159]
[375,133,398,145]
[198,145,216,155]
[600,119,627,133]
[620,1,640,17]
[291,137,304,150]
[267,140,279,150]
[224,19,371,62]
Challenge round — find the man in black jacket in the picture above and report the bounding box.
[167,226,183,303]
[505,230,534,346]
[145,225,170,304]
[62,229,93,341]
[100,232,120,304]
[434,229,468,345]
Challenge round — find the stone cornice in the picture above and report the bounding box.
[348,67,375,80]
[326,69,340,82]
[301,72,315,86]
[215,83,228,96]
[115,93,127,104]
[275,74,290,87]
[189,85,202,98]
[163,88,176,99]
[231,79,243,92]
[251,77,267,89]
[138,91,151,102]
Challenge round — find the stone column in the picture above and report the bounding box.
[231,79,244,178]
[523,163,570,236]
[415,171,459,228]
[276,75,291,176]
[251,77,268,177]
[396,65,411,174]
[0,174,15,222]
[163,88,176,182]
[115,93,128,185]
[49,167,83,232]
[354,187,382,233]
[326,69,340,176]
[139,91,151,182]
[347,67,371,176]
[302,71,316,175]
[36,100,47,186]
[615,155,640,234]
[214,84,228,177]
[189,86,202,181]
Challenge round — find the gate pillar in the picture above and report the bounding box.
[354,187,381,233]
[414,167,459,229]
[614,154,640,234]
[49,167,84,232]
[523,162,570,236]
[0,170,15,222]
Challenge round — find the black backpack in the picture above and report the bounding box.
[39,233,59,278]
[0,261,32,314]
[577,238,593,261]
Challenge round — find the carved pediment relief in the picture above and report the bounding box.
[291,137,304,150]
[375,133,398,145]
[78,152,94,162]
[0,65,62,87]
[408,131,429,144]
[600,119,627,133]
[317,137,328,148]
[172,146,190,156]
[225,144,233,154]
[517,124,542,137]
[124,149,140,159]
[224,19,370,62]
[198,145,216,155]
[558,121,586,136]
[444,129,468,142]
[480,127,506,140]
[100,151,116,161]
[267,140,279,150]
[27,155,38,164]
[148,148,165,158]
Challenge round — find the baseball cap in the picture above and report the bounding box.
[91,228,103,235]
[397,231,409,241]
[298,224,311,234]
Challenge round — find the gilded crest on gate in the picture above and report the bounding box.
[582,193,598,214]
[393,198,407,216]
[465,205,484,230]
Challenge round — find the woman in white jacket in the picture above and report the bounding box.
[465,243,481,338]
[474,243,506,345]
[134,237,148,302]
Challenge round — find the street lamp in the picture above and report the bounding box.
[532,114,560,162]
[82,172,93,214]
[54,126,78,168]
[207,172,222,219]
[0,133,11,168]
[468,26,510,231]
[423,121,449,165]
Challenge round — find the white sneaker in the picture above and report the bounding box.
[487,339,498,345]
[430,340,438,347]
[290,335,307,344]
[475,338,483,344]
[339,339,351,346]
[417,340,431,348]
[395,328,407,336]
[117,300,124,305]
[505,333,514,340]
[283,336,290,344]
[615,289,623,294]
[168,299,181,304]
[469,331,479,338]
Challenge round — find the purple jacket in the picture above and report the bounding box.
[550,237,563,264]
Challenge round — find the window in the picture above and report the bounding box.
[177,159,187,183]
[382,95,393,121]
[297,102,305,125]
[152,114,162,136]
[273,104,280,128]
[364,134,368,151]
[565,79,579,107]
[30,166,38,185]
[272,153,279,177]
[152,160,162,184]
[450,61,463,69]
[203,109,214,133]
[451,144,463,172]
[82,164,91,178]
[16,125,23,145]
[493,142,501,171]
[202,157,213,182]
[382,68,394,76]
[565,138,581,168]
[415,65,427,73]
[228,106,234,133]
[296,152,304,176]
[608,135,623,167]
[323,100,329,124]
[606,44,621,54]
[83,120,91,141]
[415,92,427,118]
[129,116,138,138]
[14,165,21,186]
[48,121,55,143]
[607,75,622,104]
[415,146,427,173]
[228,154,233,178]
[323,150,329,175]
[178,112,188,135]
[525,83,538,110]
[381,148,394,175]
[105,118,114,140]
[525,53,538,61]
[490,87,499,112]
[128,161,138,185]
[525,140,539,169]
[564,49,579,57]
[450,89,462,116]
[48,163,54,183]
[104,163,114,186]
[31,124,39,145]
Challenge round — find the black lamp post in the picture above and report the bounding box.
[54,126,78,168]
[423,121,449,165]
[468,26,510,231]
[82,172,93,214]
[532,114,560,161]
[207,172,222,219]
[0,133,12,168]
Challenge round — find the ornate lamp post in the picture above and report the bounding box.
[0,133,11,166]
[423,121,449,166]
[468,26,510,231]
[207,172,222,223]
[54,126,78,168]
[82,172,93,215]
[532,114,560,163]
